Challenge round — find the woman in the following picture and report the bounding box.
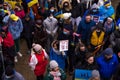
[50,40,67,70]
[75,42,88,68]
[14,3,25,19]
[76,53,98,70]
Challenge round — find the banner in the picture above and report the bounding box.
[59,40,69,52]
[75,69,92,80]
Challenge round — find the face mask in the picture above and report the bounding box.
[49,16,53,19]
[96,29,101,32]
[106,6,111,8]
[63,32,68,35]
[50,9,54,12]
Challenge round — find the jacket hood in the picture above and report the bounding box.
[61,0,72,10]
[51,40,61,55]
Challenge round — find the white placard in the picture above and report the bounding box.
[59,40,69,52]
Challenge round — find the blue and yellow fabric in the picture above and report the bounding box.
[99,0,115,20]
[4,0,22,9]
[25,0,38,7]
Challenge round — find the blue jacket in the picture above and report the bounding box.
[8,18,23,40]
[96,54,119,79]
[99,5,114,19]
[50,48,67,70]
[77,20,96,42]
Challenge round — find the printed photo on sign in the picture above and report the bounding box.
[59,40,69,52]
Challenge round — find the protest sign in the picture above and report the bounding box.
[75,69,92,80]
[59,40,69,52]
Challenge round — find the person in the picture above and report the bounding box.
[76,52,98,70]
[115,2,120,21]
[103,17,115,49]
[14,3,25,20]
[75,41,88,68]
[89,70,100,80]
[58,13,75,74]
[77,14,96,46]
[2,66,25,80]
[96,48,119,80]
[88,22,106,55]
[43,12,58,53]
[112,64,120,80]
[110,24,120,58]
[29,43,49,80]
[44,60,66,80]
[3,2,12,12]
[33,19,48,52]
[8,14,23,57]
[0,25,17,63]
[22,14,34,54]
[50,40,67,70]
[59,0,72,13]
[71,0,83,29]
[99,0,115,19]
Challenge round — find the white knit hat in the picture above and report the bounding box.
[32,43,42,52]
[92,70,100,77]
[49,60,58,69]
[63,13,71,20]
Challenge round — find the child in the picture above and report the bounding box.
[29,43,49,80]
[44,60,66,80]
[50,40,66,70]
[89,70,100,80]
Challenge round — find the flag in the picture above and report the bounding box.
[54,10,63,18]
[25,0,38,7]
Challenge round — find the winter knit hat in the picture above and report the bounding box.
[103,48,113,55]
[104,0,111,7]
[32,43,42,52]
[92,70,100,78]
[50,60,58,69]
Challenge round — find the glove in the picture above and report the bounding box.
[56,72,61,77]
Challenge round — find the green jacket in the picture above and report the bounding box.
[44,68,66,80]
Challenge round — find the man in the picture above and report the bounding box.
[97,48,119,80]
[43,12,58,53]
[77,14,96,46]
[88,22,106,55]
[8,14,23,58]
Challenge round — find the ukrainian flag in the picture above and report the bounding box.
[25,0,38,7]
[54,10,64,18]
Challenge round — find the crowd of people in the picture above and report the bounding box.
[0,0,120,80]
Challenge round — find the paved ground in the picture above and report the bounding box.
[15,1,120,80]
